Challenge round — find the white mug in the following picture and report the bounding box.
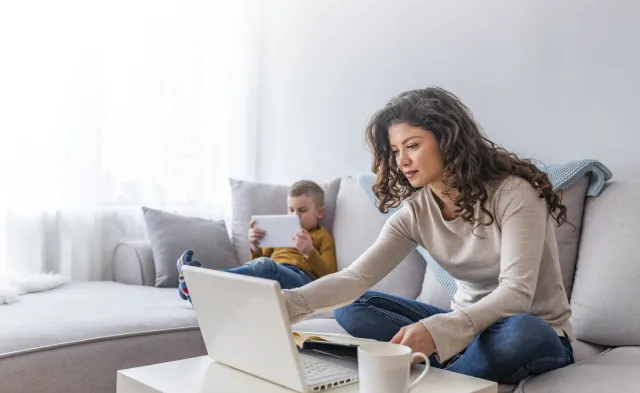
[357,343,430,393]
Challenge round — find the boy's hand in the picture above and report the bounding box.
[292,229,313,256]
[248,220,265,252]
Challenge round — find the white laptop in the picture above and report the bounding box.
[182,265,359,392]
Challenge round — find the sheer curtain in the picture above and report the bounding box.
[0,0,259,280]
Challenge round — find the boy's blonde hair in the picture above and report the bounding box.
[289,180,325,208]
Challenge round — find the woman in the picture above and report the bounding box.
[282,87,574,384]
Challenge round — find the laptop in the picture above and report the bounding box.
[182,265,359,392]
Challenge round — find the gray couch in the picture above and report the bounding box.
[1,175,639,393]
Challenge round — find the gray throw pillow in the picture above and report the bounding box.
[553,175,590,300]
[142,207,239,287]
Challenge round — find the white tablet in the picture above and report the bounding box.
[251,214,302,248]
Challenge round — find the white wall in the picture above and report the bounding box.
[256,0,640,184]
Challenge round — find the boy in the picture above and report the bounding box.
[177,180,337,303]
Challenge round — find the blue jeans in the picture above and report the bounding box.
[333,291,574,384]
[223,257,314,290]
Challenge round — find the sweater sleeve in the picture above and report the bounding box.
[420,181,548,362]
[305,230,337,278]
[282,206,418,324]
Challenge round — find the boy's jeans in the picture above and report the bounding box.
[224,257,314,289]
[333,290,574,385]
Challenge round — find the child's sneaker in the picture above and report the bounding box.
[177,249,202,303]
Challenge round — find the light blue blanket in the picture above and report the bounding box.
[543,159,612,197]
[357,159,613,297]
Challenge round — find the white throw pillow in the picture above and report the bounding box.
[331,177,426,299]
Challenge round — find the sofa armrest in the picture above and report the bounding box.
[113,240,156,286]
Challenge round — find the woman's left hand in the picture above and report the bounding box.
[391,322,436,362]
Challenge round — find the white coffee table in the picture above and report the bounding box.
[117,356,497,393]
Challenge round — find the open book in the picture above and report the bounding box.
[292,331,378,357]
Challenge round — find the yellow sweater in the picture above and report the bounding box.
[250,225,337,279]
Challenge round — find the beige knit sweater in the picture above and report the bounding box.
[282,176,572,362]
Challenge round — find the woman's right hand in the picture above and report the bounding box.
[248,219,265,252]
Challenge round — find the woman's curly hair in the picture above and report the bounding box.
[365,87,568,228]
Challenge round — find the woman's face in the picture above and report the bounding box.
[388,122,444,188]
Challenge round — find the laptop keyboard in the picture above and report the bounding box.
[300,354,353,380]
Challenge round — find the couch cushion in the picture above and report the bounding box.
[519,347,640,393]
[229,178,341,264]
[570,182,640,346]
[0,281,198,356]
[142,207,239,287]
[332,177,426,299]
[571,339,609,363]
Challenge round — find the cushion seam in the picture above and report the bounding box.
[0,325,199,360]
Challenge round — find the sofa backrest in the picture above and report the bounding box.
[570,181,640,347]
